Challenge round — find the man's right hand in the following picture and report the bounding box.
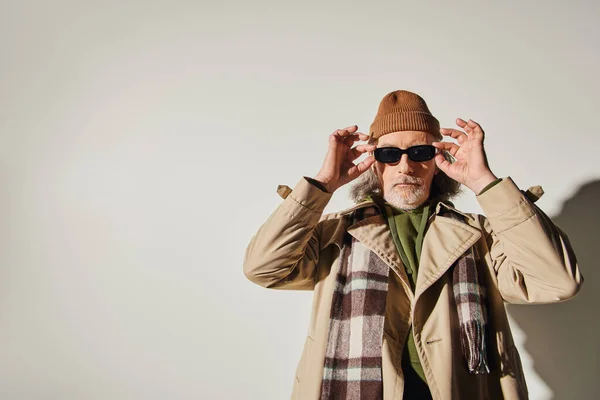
[313,125,376,193]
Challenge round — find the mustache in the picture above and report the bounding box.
[393,176,423,186]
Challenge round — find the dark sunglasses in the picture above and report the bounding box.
[374,145,437,163]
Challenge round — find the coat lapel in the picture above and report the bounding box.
[346,214,414,300]
[414,213,482,301]
[340,201,483,302]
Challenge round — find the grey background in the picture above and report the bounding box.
[0,0,598,398]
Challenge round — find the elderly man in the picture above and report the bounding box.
[243,90,582,400]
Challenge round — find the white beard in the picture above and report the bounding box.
[383,184,430,211]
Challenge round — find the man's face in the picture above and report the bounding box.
[373,131,438,210]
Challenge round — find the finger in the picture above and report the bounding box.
[466,119,485,140]
[328,130,355,146]
[457,118,479,136]
[434,153,452,174]
[348,155,376,179]
[334,125,358,137]
[456,118,468,128]
[351,144,377,159]
[439,128,467,144]
[343,132,368,146]
[357,155,376,172]
[327,131,348,156]
[333,129,351,138]
[356,132,370,141]
[328,132,339,145]
[344,147,355,164]
[432,141,460,156]
[354,144,377,152]
[345,132,370,143]
[334,130,351,138]
[466,119,481,129]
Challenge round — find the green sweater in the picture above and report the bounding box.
[382,200,433,399]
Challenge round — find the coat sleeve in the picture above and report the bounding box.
[243,177,333,290]
[477,177,583,304]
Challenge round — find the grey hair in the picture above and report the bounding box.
[349,165,462,204]
[349,168,382,202]
[349,136,383,202]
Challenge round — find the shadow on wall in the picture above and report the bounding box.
[507,180,599,400]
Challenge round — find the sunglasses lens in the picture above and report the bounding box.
[408,145,436,161]
[374,148,401,163]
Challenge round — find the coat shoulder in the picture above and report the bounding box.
[316,201,377,249]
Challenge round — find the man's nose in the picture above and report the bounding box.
[398,154,414,174]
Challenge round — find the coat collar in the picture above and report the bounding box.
[415,215,481,300]
[340,198,481,300]
[345,213,414,300]
[339,198,473,221]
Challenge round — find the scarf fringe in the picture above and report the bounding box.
[460,320,490,374]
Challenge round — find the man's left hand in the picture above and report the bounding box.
[433,118,498,194]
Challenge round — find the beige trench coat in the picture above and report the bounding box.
[243,177,582,400]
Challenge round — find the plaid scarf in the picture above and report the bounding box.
[320,206,389,399]
[320,206,489,399]
[445,211,490,375]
